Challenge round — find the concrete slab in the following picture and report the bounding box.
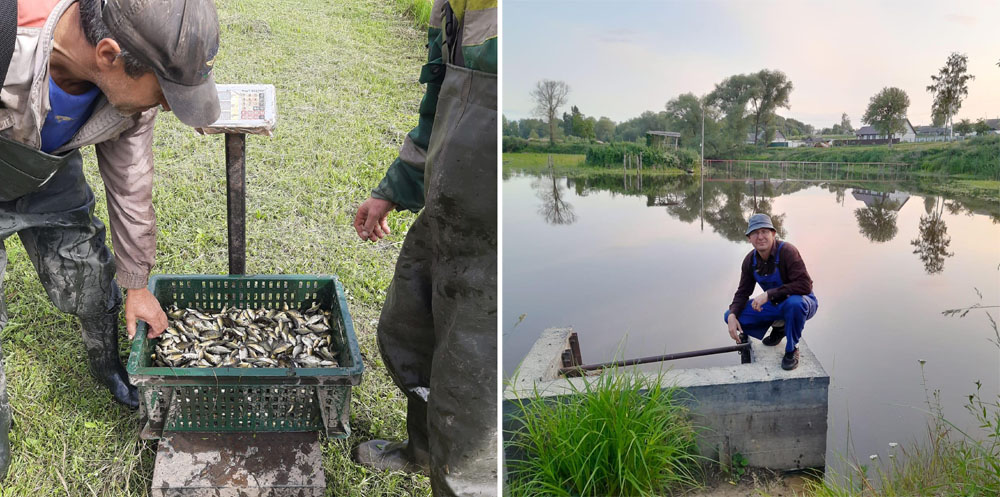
[504,327,829,471]
[151,432,325,497]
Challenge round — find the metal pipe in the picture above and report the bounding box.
[225,133,247,275]
[560,342,751,377]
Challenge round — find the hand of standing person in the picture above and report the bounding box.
[354,197,396,242]
[125,287,168,339]
[727,314,743,343]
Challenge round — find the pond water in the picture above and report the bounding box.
[502,165,1000,472]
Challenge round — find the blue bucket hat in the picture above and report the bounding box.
[745,213,775,236]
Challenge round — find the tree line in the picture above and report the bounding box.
[505,52,992,155]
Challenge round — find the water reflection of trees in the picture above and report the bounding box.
[530,173,989,273]
[533,169,577,225]
[911,196,954,274]
[564,172,797,242]
[854,194,901,243]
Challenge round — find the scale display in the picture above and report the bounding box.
[202,84,277,136]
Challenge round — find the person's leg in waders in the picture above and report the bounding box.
[355,60,497,497]
[421,60,497,496]
[13,152,137,408]
[354,214,435,474]
[0,244,11,480]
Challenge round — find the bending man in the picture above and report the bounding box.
[0,0,220,480]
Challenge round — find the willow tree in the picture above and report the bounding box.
[748,69,793,146]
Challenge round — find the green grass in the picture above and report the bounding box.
[394,0,433,28]
[0,0,432,495]
[503,153,686,177]
[503,152,586,168]
[505,369,703,497]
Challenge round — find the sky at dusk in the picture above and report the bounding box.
[502,0,1000,129]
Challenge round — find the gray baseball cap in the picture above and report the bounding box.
[745,213,775,236]
[103,0,221,127]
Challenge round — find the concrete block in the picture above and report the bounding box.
[151,431,325,497]
[504,334,829,471]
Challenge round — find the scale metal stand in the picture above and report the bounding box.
[149,85,326,497]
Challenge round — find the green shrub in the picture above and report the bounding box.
[585,143,678,168]
[503,136,530,153]
[505,369,703,496]
[674,148,700,169]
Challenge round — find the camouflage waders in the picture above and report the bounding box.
[374,44,498,495]
[0,145,136,480]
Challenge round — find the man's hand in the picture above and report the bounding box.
[727,314,743,343]
[125,287,168,339]
[751,292,769,312]
[354,197,396,242]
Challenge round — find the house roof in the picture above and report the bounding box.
[746,129,787,142]
[986,119,1000,130]
[856,119,915,136]
[915,126,948,135]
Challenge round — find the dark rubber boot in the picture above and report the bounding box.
[781,348,800,371]
[354,439,430,475]
[79,308,139,409]
[762,321,786,347]
[0,403,10,481]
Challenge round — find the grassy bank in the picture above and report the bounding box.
[0,0,431,495]
[504,152,687,177]
[803,375,999,496]
[721,135,1000,179]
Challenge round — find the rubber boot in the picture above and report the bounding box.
[762,320,786,346]
[0,400,10,481]
[79,308,139,409]
[354,439,430,475]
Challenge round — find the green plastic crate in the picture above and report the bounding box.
[126,274,364,439]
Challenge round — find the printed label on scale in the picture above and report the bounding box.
[206,84,277,134]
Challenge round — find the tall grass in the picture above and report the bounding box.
[394,0,433,28]
[805,300,1000,496]
[505,369,703,496]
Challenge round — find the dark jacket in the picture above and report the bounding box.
[729,239,813,318]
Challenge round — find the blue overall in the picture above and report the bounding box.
[723,241,818,353]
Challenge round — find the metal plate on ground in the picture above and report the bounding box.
[151,431,324,497]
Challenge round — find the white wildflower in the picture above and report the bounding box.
[888,442,898,448]
[869,454,878,461]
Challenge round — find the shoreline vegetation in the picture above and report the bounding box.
[504,135,1000,181]
[503,151,1000,203]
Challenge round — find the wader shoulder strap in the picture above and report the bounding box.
[0,0,16,88]
[441,1,464,67]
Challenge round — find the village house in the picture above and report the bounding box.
[745,129,788,146]
[855,119,916,143]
